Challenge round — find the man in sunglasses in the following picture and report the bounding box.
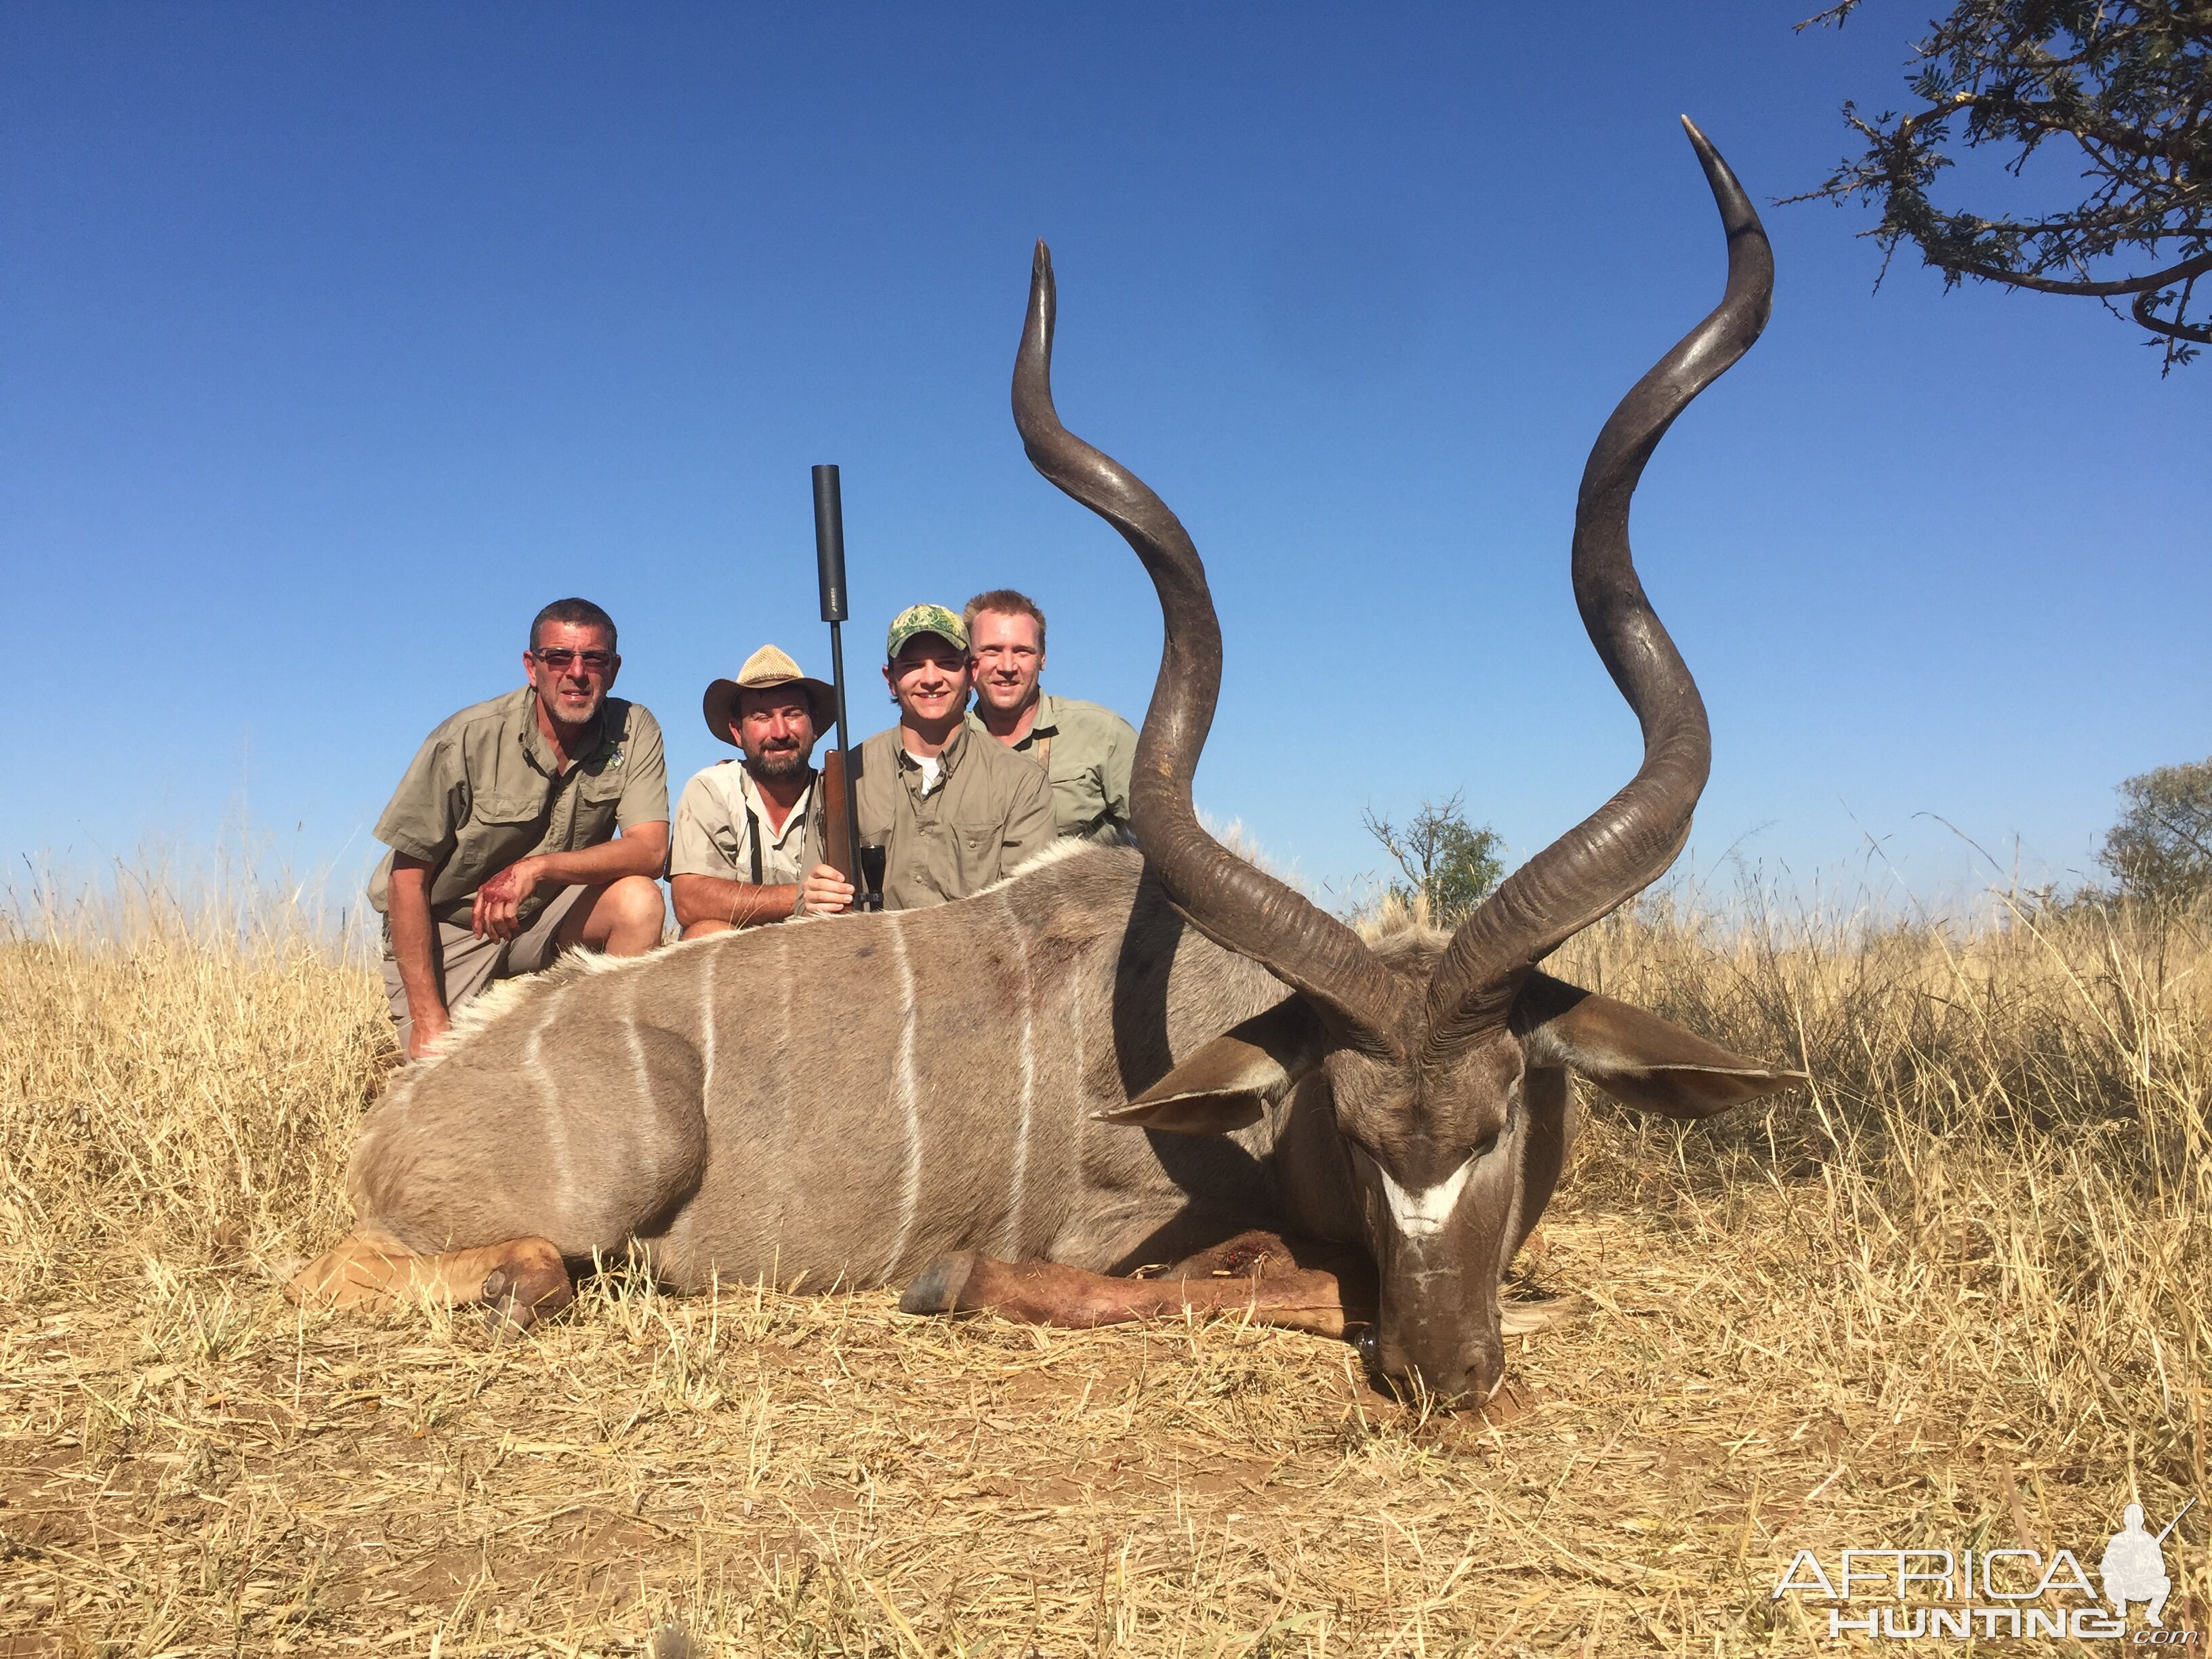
[367,598,671,1059]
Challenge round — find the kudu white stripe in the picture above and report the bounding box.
[621,990,659,1194]
[525,1014,571,1190]
[885,912,923,1275]
[697,948,718,1096]
[998,893,1037,1256]
[1376,1158,1477,1242]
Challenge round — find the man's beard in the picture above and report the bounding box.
[541,684,604,728]
[745,747,811,784]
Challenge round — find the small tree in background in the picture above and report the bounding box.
[1795,0,2212,371]
[1363,794,1504,928]
[2100,756,2212,907]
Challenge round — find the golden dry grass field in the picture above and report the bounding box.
[1,873,2206,1656]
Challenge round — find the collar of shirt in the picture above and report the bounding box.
[896,719,971,784]
[968,691,1060,751]
[517,688,611,778]
[737,762,816,842]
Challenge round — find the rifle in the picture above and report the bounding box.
[813,464,881,911]
[2154,1496,2196,1546]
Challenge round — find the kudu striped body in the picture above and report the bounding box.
[295,121,1803,1404]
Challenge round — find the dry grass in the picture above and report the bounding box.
[1,869,2207,1656]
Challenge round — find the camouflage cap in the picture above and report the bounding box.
[884,602,968,661]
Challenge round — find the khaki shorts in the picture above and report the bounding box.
[381,884,591,1053]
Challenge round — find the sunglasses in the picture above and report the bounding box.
[532,648,615,673]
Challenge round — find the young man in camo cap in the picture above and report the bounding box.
[668,643,856,937]
[849,603,1054,910]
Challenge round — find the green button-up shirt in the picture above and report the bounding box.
[965,691,1137,844]
[851,722,1056,911]
[368,687,669,926]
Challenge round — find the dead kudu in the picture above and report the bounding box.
[293,120,1801,1405]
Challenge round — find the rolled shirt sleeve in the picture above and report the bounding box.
[670,769,745,879]
[373,733,468,865]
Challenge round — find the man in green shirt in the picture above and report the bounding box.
[963,589,1138,844]
[851,604,1055,911]
[369,598,670,1058]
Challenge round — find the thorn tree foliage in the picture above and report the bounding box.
[2100,755,2212,905]
[1362,793,1504,928]
[1797,0,2212,370]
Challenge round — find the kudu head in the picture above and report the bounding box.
[1015,120,1804,1404]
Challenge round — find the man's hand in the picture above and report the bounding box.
[472,856,546,941]
[407,1002,452,1060]
[800,863,855,916]
[386,855,451,1059]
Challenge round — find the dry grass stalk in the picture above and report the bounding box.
[1,869,2205,1654]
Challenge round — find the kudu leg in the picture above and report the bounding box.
[285,1231,574,1332]
[899,1229,1377,1339]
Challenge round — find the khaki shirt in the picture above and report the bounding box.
[851,722,1055,911]
[670,761,824,896]
[966,690,1137,844]
[369,688,668,926]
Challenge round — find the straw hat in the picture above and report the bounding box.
[701,644,837,746]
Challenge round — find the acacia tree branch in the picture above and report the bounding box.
[1361,809,1422,894]
[1794,1,1864,28]
[2141,800,2212,861]
[1975,102,2187,167]
[1799,0,2211,365]
[2134,278,2212,341]
[1954,247,2212,295]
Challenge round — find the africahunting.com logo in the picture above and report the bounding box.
[1773,1499,2198,1642]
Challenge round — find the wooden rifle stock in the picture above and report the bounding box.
[817,748,855,886]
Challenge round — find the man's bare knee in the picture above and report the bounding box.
[679,917,734,941]
[599,876,666,954]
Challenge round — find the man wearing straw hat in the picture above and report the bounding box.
[670,644,857,938]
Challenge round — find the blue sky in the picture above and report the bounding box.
[7,3,2207,914]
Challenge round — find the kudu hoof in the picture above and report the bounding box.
[898,1251,981,1317]
[479,1256,573,1339]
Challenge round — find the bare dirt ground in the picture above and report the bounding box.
[1,883,2206,1654]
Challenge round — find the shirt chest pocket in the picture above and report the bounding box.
[950,819,1003,886]
[444,793,548,903]
[570,767,624,846]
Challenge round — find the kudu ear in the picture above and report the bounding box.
[1511,972,1805,1120]
[1096,997,1334,1135]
